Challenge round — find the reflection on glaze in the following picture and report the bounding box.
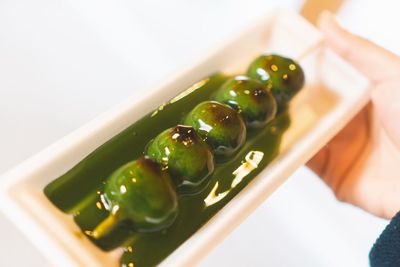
[145,125,214,195]
[204,182,229,207]
[92,158,178,238]
[247,54,304,105]
[204,150,264,207]
[170,78,209,104]
[184,101,246,158]
[231,150,264,187]
[151,78,211,117]
[214,76,277,128]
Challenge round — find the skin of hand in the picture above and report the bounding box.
[307,11,400,219]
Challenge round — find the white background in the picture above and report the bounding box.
[0,0,399,266]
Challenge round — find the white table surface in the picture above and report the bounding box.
[0,0,398,266]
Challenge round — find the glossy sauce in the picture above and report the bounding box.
[44,73,290,266]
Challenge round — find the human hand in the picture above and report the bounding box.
[307,12,400,219]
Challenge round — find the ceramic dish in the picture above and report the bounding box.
[0,9,369,267]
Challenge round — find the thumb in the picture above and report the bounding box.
[318,11,400,84]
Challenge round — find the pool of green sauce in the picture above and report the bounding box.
[44,73,290,267]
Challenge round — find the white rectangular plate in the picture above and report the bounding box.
[0,9,369,267]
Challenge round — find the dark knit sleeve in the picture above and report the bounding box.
[370,211,400,267]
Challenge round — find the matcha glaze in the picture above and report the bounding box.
[44,73,291,267]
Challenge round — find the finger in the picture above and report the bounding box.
[372,81,400,149]
[307,145,329,179]
[307,106,370,193]
[318,11,400,84]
